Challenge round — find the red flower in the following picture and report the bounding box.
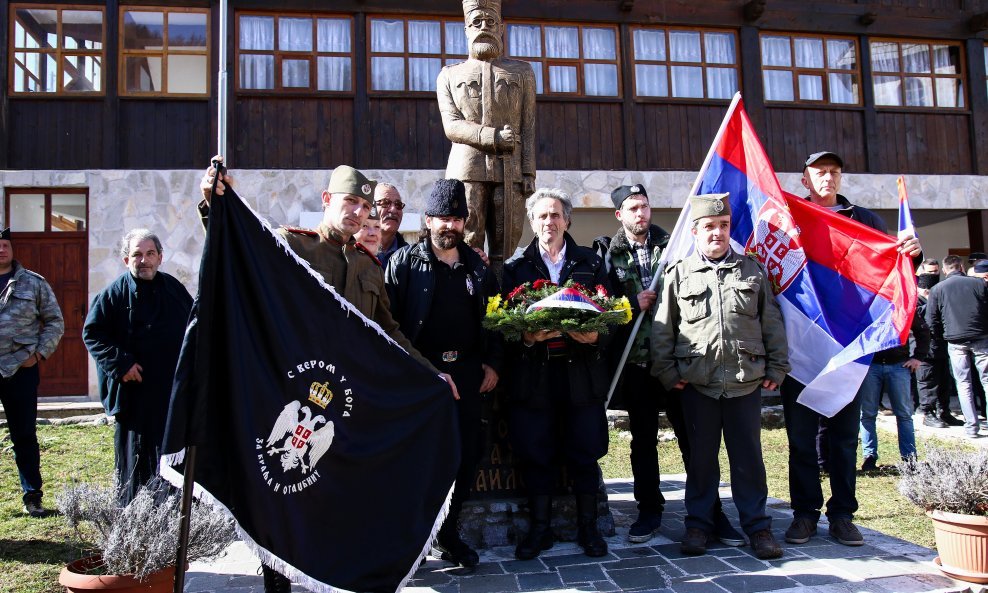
[595,284,609,298]
[508,284,527,300]
[532,279,555,290]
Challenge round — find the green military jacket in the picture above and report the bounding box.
[0,261,64,378]
[650,250,790,398]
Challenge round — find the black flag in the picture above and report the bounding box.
[161,187,460,593]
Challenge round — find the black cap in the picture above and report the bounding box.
[804,151,844,170]
[975,260,988,274]
[917,273,940,289]
[0,228,9,241]
[968,252,987,263]
[426,179,468,218]
[611,184,648,209]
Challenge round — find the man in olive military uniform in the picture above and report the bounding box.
[652,194,789,561]
[437,0,537,270]
[200,160,457,593]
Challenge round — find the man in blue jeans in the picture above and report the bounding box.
[783,152,922,548]
[858,312,929,469]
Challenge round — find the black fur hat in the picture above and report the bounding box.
[426,179,468,218]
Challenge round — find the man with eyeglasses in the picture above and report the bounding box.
[375,183,408,266]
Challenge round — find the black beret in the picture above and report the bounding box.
[0,228,9,241]
[975,260,988,274]
[426,179,468,219]
[917,273,940,289]
[968,252,987,263]
[611,184,648,209]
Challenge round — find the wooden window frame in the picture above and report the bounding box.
[4,188,89,235]
[629,26,739,103]
[760,32,862,107]
[8,4,106,96]
[868,37,966,111]
[505,20,621,99]
[366,15,467,95]
[236,11,355,95]
[119,6,210,98]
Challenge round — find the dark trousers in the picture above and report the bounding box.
[441,362,485,534]
[623,364,668,514]
[680,385,770,535]
[0,365,43,499]
[917,357,952,415]
[781,376,859,521]
[114,421,165,506]
[510,360,608,495]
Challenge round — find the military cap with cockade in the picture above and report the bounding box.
[689,193,731,222]
[327,165,376,201]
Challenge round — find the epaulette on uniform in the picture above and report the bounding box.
[282,226,318,237]
[354,242,383,268]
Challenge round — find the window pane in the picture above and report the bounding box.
[51,194,86,232]
[671,65,703,97]
[794,38,823,68]
[761,36,791,67]
[445,22,467,55]
[932,45,959,75]
[763,70,794,101]
[870,42,899,73]
[409,57,442,91]
[902,43,930,73]
[63,10,103,51]
[371,56,405,90]
[508,25,541,58]
[63,55,101,92]
[370,20,403,53]
[633,29,665,61]
[318,56,351,91]
[705,33,735,64]
[282,58,310,88]
[317,19,350,53]
[9,194,46,232]
[168,12,206,49]
[548,65,577,92]
[124,56,162,92]
[15,9,57,50]
[635,64,667,96]
[279,18,312,52]
[669,31,701,62]
[123,11,163,51]
[828,72,858,104]
[525,61,544,94]
[827,39,855,70]
[798,74,823,100]
[583,28,616,60]
[707,67,737,99]
[240,54,274,89]
[873,75,902,105]
[584,63,617,96]
[14,52,57,92]
[904,76,933,106]
[409,21,440,54]
[240,16,274,51]
[167,54,206,93]
[545,27,578,59]
[935,78,962,108]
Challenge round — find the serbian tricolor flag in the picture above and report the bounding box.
[663,93,916,416]
[526,287,605,313]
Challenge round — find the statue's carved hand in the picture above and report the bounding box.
[495,125,516,152]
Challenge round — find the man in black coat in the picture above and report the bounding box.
[83,229,192,504]
[502,188,612,560]
[385,179,501,569]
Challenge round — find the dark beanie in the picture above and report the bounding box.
[917,273,940,290]
[426,179,468,218]
[975,260,988,274]
[0,227,9,241]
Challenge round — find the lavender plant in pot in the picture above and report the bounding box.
[898,445,988,584]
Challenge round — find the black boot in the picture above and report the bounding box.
[261,565,292,593]
[576,493,608,557]
[515,495,553,560]
[436,519,479,568]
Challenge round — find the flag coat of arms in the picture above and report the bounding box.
[663,94,916,417]
[161,186,460,593]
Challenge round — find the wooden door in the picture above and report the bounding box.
[5,190,89,396]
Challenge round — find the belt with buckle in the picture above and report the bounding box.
[441,350,458,362]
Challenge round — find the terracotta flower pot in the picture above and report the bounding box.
[59,556,176,592]
[928,510,988,584]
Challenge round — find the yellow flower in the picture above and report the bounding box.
[615,297,633,324]
[486,294,503,316]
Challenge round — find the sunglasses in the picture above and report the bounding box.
[375,199,405,211]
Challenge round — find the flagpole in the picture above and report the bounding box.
[217,0,229,159]
[603,92,743,407]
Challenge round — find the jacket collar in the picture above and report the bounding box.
[413,236,483,271]
[522,232,584,278]
[805,193,855,218]
[609,223,669,255]
[684,248,741,273]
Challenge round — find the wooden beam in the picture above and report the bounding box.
[968,209,988,253]
[619,22,635,170]
[965,37,988,175]
[738,25,765,137]
[354,12,370,169]
[858,35,880,174]
[103,0,120,168]
[0,0,8,168]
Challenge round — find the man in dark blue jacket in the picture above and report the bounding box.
[83,229,192,504]
[385,179,501,569]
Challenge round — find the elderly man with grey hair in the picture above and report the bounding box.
[83,228,193,504]
[500,188,613,560]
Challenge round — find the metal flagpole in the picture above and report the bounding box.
[603,93,743,408]
[217,0,229,159]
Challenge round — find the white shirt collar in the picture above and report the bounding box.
[538,241,567,284]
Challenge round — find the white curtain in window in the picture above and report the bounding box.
[240,16,274,51]
[671,66,702,97]
[445,21,467,56]
[902,43,931,73]
[282,58,309,88]
[508,25,540,57]
[669,31,701,62]
[798,74,823,100]
[828,73,857,104]
[761,36,790,67]
[526,61,544,93]
[870,41,899,73]
[873,75,901,106]
[409,21,440,54]
[240,54,273,89]
[371,19,403,53]
[827,39,855,70]
[634,29,665,61]
[549,65,577,92]
[583,28,615,60]
[317,18,350,53]
[584,63,617,96]
[935,78,962,108]
[706,67,736,99]
[905,76,932,106]
[763,70,793,101]
[409,57,441,91]
[318,56,350,91]
[794,38,823,68]
[932,45,958,75]
[635,64,667,96]
[279,18,311,52]
[371,56,404,90]
[545,27,578,59]
[704,33,735,64]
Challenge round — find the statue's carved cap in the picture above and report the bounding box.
[462,0,502,16]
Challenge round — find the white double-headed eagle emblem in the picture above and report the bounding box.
[265,400,335,474]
